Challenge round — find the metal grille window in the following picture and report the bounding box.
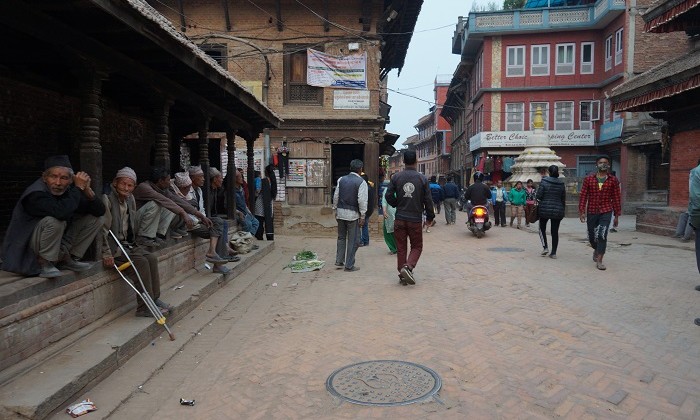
[284,46,323,105]
[531,45,549,76]
[506,103,524,131]
[506,46,525,77]
[556,44,575,75]
[579,100,600,130]
[554,101,574,130]
[581,42,594,74]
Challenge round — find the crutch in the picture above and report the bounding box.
[108,230,176,341]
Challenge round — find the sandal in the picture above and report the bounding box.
[596,261,606,270]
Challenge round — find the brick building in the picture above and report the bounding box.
[410,75,452,181]
[610,0,700,235]
[149,0,423,232]
[442,0,687,211]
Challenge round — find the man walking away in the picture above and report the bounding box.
[385,150,435,286]
[578,155,621,270]
[443,176,460,225]
[429,176,444,215]
[333,159,367,272]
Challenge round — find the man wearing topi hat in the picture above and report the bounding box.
[1,155,105,278]
[101,167,172,317]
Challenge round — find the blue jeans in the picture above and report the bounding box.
[360,214,370,245]
[241,213,260,235]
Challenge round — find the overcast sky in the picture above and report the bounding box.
[385,0,472,147]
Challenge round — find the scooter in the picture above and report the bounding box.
[466,204,492,238]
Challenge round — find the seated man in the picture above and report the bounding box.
[1,155,105,278]
[209,167,227,217]
[171,170,237,271]
[132,167,191,247]
[101,167,172,317]
[235,169,260,236]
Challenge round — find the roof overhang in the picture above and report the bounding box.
[379,0,424,78]
[643,0,700,33]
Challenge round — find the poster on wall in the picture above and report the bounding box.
[286,159,307,187]
[306,49,367,89]
[306,159,327,187]
[234,149,264,172]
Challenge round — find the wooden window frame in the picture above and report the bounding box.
[283,44,323,106]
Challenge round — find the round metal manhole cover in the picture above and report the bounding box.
[326,360,441,406]
[486,247,525,253]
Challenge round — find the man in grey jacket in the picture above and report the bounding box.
[385,150,434,285]
[332,159,367,272]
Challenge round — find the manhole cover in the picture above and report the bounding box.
[486,247,525,253]
[326,360,441,406]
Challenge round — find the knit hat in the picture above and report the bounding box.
[115,167,137,183]
[44,155,72,170]
[209,167,222,178]
[188,165,204,176]
[174,171,192,188]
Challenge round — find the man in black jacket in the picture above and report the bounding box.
[385,150,434,285]
[1,155,105,278]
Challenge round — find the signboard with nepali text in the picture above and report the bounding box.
[333,90,370,109]
[307,49,367,89]
[469,130,594,151]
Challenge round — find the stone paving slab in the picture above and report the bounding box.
[0,242,273,420]
[64,215,699,419]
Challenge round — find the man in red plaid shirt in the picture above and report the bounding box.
[578,155,621,270]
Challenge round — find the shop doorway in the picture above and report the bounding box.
[331,143,364,201]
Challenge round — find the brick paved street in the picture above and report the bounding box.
[76,214,699,419]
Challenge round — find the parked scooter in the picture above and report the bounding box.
[466,203,492,238]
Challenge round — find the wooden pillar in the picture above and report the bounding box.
[198,116,211,216]
[226,129,237,220]
[153,97,173,171]
[246,134,256,210]
[79,68,105,191]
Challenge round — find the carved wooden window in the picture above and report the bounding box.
[284,45,323,105]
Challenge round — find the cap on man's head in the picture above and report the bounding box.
[44,155,72,171]
[115,167,137,183]
[188,165,204,176]
[350,159,364,171]
[174,172,192,188]
[596,154,611,163]
[209,167,222,179]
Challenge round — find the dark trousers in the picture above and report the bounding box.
[336,219,359,269]
[587,212,612,255]
[393,219,423,272]
[695,226,700,274]
[538,218,562,254]
[116,250,160,312]
[494,201,506,225]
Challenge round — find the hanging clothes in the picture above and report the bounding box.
[484,157,494,173]
[503,157,515,173]
[494,156,503,172]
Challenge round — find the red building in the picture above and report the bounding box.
[443,0,687,209]
[410,75,452,180]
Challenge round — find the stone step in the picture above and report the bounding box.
[0,241,274,420]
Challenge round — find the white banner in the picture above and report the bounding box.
[333,90,370,109]
[307,49,367,89]
[470,130,594,151]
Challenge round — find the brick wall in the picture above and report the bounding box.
[633,0,690,74]
[669,131,700,207]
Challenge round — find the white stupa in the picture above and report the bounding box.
[506,107,565,184]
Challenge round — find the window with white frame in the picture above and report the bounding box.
[579,100,600,130]
[581,42,594,74]
[531,44,550,76]
[603,99,611,123]
[556,43,575,75]
[506,46,525,77]
[554,101,574,130]
[505,103,525,131]
[605,36,612,71]
[529,102,549,130]
[615,28,623,66]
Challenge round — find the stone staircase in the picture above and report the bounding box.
[0,234,273,419]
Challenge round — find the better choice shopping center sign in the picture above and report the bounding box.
[469,130,594,151]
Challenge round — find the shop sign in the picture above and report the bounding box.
[599,119,624,144]
[469,130,594,151]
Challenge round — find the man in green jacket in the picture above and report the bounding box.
[508,181,527,229]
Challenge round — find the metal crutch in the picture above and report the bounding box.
[108,230,176,341]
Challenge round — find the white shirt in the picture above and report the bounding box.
[333,172,368,221]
